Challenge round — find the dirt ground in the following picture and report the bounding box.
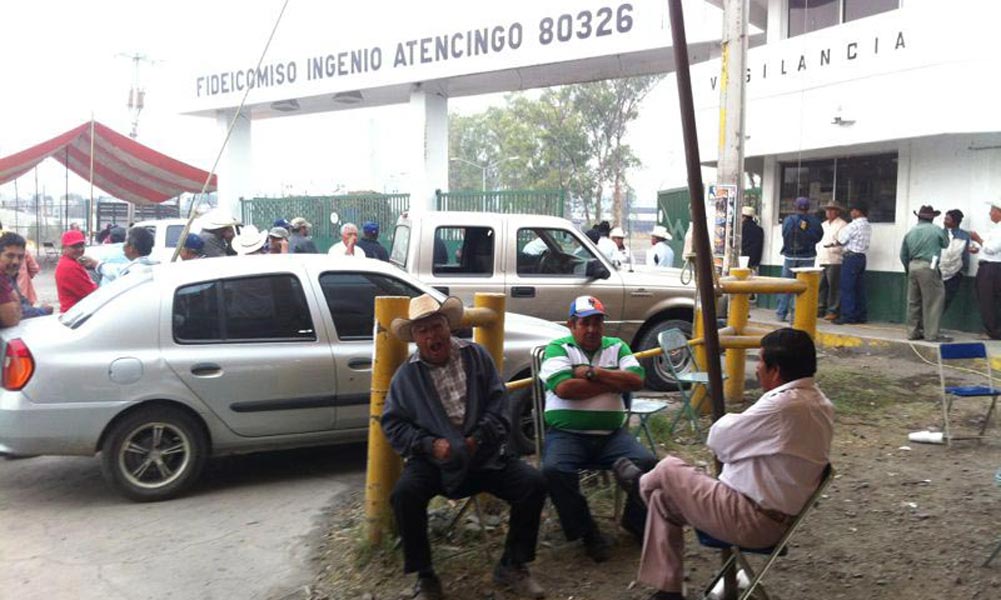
[307,351,1001,600]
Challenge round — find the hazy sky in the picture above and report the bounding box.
[0,0,723,208]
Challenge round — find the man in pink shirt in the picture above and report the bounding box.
[614,328,834,600]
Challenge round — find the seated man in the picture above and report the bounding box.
[539,295,657,561]
[0,232,53,320]
[615,328,834,600]
[382,294,546,600]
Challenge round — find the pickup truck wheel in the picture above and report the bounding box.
[508,387,537,456]
[636,319,694,391]
[100,406,208,502]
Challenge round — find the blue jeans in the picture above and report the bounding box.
[542,427,656,541]
[839,252,868,323]
[775,257,816,320]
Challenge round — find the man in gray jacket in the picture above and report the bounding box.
[382,295,546,600]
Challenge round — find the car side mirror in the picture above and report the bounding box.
[586,260,610,280]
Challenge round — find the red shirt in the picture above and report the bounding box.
[0,273,14,305]
[55,255,97,313]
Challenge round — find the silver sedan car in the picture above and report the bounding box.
[0,255,566,501]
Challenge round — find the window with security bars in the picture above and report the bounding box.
[778,153,898,224]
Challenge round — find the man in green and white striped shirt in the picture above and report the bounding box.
[539,295,658,562]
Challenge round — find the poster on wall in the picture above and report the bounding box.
[708,184,737,271]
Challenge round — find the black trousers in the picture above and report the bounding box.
[943,273,963,313]
[391,457,546,574]
[976,262,1001,339]
[541,427,657,542]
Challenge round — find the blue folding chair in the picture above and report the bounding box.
[937,342,1000,446]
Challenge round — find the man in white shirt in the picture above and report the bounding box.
[613,328,834,600]
[610,227,633,267]
[971,199,1001,339]
[328,222,365,258]
[817,203,847,321]
[647,225,675,269]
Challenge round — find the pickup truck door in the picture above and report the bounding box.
[163,271,337,437]
[420,224,505,305]
[505,226,627,337]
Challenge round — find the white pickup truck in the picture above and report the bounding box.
[390,211,696,392]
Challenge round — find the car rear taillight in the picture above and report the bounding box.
[3,338,34,391]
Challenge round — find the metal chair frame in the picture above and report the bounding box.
[699,464,835,600]
[657,328,725,437]
[937,342,1000,446]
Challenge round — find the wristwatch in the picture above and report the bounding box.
[585,367,596,381]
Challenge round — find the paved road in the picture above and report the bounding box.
[0,444,367,600]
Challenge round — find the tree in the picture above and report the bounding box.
[448,75,662,224]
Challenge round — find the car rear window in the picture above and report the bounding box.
[173,273,316,343]
[59,271,153,329]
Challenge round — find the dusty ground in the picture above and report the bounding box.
[307,351,1001,600]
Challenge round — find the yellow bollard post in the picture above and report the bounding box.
[473,293,506,373]
[724,268,751,403]
[791,269,822,339]
[365,296,409,545]
[690,306,710,414]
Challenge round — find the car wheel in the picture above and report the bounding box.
[636,318,694,391]
[100,406,208,502]
[508,387,538,456]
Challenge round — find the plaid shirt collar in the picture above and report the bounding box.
[409,336,470,366]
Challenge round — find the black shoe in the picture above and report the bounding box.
[928,335,953,343]
[414,574,444,600]
[612,457,643,497]
[648,592,685,600]
[494,563,545,598]
[582,530,613,563]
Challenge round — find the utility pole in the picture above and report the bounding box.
[717,0,749,274]
[118,53,159,139]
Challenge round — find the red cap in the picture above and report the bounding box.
[61,230,86,246]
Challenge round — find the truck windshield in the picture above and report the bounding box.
[390,224,410,267]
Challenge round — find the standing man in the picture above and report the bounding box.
[0,232,51,321]
[817,203,848,321]
[740,206,763,271]
[595,221,618,262]
[775,197,822,322]
[900,206,950,341]
[382,295,547,600]
[834,203,872,325]
[610,227,633,267]
[647,225,675,269]
[55,229,97,313]
[940,209,975,312]
[971,199,1001,339]
[328,222,364,258]
[357,221,390,261]
[614,329,834,600]
[267,227,289,254]
[539,295,657,561]
[199,209,240,257]
[288,217,319,253]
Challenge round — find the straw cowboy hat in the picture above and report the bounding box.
[650,225,672,240]
[741,206,756,218]
[200,208,241,231]
[232,225,268,255]
[390,294,464,342]
[823,202,844,212]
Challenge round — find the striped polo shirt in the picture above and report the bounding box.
[539,335,645,433]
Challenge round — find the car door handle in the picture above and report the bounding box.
[347,358,372,370]
[511,286,536,298]
[190,363,222,376]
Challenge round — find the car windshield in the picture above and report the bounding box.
[59,271,154,329]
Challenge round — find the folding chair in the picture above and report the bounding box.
[657,329,725,437]
[628,397,669,454]
[937,342,1000,446]
[698,464,835,600]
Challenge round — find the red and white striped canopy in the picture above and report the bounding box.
[0,121,217,205]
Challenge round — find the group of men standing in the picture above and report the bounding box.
[381,293,833,600]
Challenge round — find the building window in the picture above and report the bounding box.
[778,153,898,224]
[789,0,899,38]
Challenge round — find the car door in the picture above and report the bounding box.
[314,270,426,430]
[505,226,627,337]
[162,271,337,437]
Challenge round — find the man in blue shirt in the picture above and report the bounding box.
[776,197,822,322]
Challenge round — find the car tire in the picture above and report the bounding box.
[100,405,208,502]
[636,318,694,391]
[507,387,538,456]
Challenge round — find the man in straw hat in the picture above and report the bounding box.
[231,225,269,256]
[817,202,848,321]
[970,199,1001,338]
[382,294,547,600]
[648,225,674,269]
[900,205,949,341]
[199,208,241,257]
